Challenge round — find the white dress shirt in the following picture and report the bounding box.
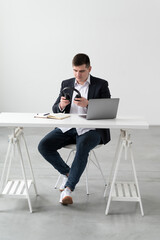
[59,75,95,135]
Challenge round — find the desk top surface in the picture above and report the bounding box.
[0,112,149,129]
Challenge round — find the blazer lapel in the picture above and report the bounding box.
[68,76,96,100]
[88,75,96,99]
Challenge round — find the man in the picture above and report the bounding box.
[38,53,111,205]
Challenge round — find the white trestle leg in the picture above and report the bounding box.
[0,127,38,213]
[104,129,144,216]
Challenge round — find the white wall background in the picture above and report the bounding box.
[0,0,160,125]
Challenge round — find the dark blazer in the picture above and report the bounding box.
[52,75,111,144]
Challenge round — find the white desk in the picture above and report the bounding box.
[0,112,148,129]
[0,113,149,214]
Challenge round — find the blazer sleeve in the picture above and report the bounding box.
[99,80,111,98]
[52,79,73,113]
[88,77,111,100]
[52,81,64,113]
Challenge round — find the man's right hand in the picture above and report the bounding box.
[59,96,70,110]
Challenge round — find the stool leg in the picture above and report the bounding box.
[54,149,75,189]
[85,163,89,195]
[54,174,62,189]
[92,150,106,186]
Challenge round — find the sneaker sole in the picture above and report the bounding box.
[62,196,73,205]
[59,188,64,192]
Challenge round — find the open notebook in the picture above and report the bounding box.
[34,113,70,120]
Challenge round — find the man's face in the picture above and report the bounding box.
[73,64,92,84]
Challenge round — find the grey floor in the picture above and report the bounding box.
[0,126,160,240]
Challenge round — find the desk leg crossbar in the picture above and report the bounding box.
[0,128,38,213]
[104,129,144,216]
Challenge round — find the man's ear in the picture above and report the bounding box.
[88,66,92,72]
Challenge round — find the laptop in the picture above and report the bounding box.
[86,98,119,120]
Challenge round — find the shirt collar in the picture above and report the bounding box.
[74,75,90,86]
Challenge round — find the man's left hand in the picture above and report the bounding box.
[74,97,88,108]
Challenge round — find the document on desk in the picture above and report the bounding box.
[34,113,70,120]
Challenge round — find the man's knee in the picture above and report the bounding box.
[38,135,62,156]
[38,138,46,155]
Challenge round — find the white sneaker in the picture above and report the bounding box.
[59,187,73,205]
[59,175,68,192]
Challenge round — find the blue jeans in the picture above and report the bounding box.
[38,128,101,191]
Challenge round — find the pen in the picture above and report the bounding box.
[43,113,50,116]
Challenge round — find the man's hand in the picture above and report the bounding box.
[74,97,88,108]
[59,97,70,110]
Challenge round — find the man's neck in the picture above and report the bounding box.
[76,75,90,85]
[76,80,86,85]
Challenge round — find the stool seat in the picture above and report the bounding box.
[63,144,102,150]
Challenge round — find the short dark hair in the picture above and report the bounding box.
[72,53,90,68]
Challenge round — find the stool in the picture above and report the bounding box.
[54,144,106,194]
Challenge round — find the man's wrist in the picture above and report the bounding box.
[86,100,89,108]
[59,103,65,112]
